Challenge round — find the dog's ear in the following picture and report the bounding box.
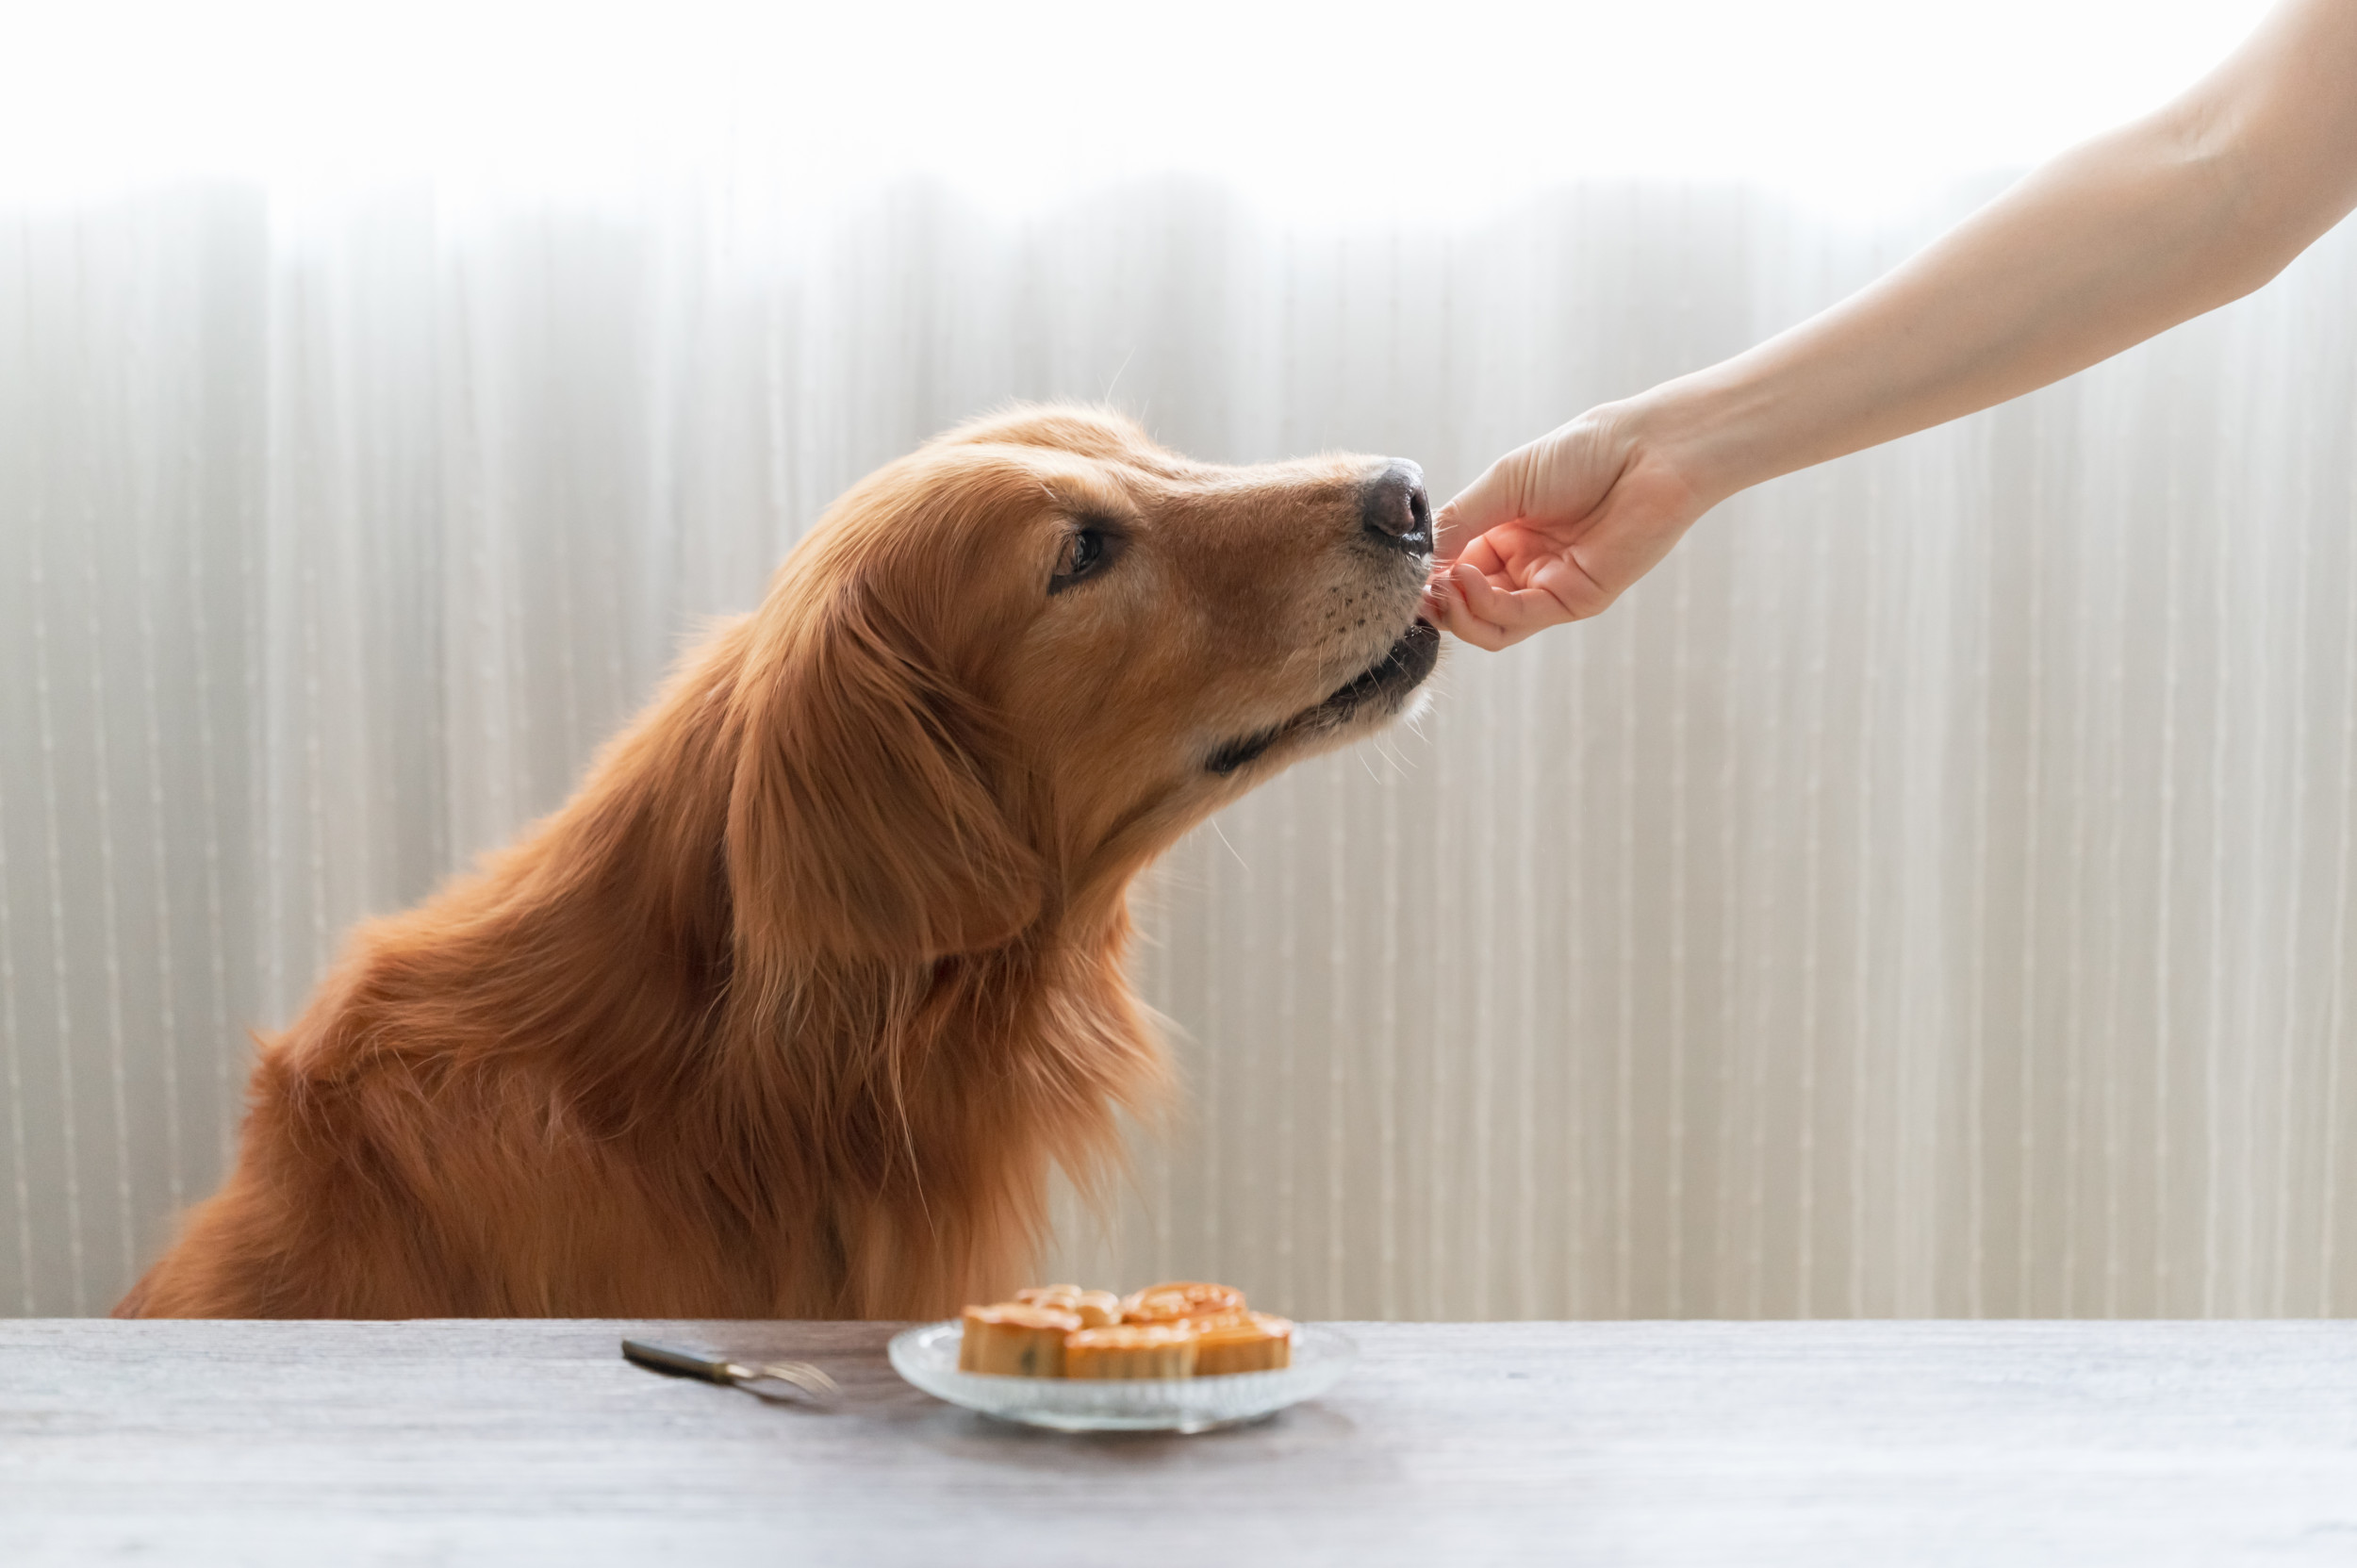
[725,601,1043,967]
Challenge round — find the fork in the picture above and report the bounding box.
[621,1337,841,1405]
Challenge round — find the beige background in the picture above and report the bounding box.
[4,177,2354,1317]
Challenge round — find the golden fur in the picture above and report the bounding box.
[116,406,1439,1319]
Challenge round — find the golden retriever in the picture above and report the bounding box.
[115,405,1440,1319]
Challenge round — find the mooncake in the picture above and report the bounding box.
[1015,1283,1123,1327]
[1063,1322,1200,1379]
[1193,1312,1294,1375]
[958,1302,1081,1376]
[1119,1279,1246,1324]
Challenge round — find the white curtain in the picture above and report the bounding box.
[5,175,2355,1317]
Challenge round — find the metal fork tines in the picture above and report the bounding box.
[621,1338,841,1406]
[728,1358,841,1402]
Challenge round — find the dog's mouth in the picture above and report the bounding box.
[1206,619,1442,775]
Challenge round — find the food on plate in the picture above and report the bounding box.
[1015,1283,1122,1327]
[1192,1312,1294,1375]
[956,1302,1081,1377]
[1063,1322,1201,1380]
[955,1279,1297,1379]
[1119,1279,1246,1324]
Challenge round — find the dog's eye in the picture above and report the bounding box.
[1049,526,1112,594]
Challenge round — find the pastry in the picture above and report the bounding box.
[958,1302,1080,1377]
[1193,1312,1294,1375]
[1178,1307,1254,1334]
[1120,1279,1245,1324]
[955,1279,1273,1378]
[1063,1322,1200,1379]
[1015,1283,1123,1327]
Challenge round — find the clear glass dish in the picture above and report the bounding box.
[887,1320,1358,1433]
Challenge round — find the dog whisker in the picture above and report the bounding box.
[1207,817,1251,872]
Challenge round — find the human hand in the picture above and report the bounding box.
[1422,402,1715,650]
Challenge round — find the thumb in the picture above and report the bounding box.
[1434,445,1532,565]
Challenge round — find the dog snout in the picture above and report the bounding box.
[1360,461,1432,557]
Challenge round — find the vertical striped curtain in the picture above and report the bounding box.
[4,178,2354,1317]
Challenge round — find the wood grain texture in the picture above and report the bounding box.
[4,1320,2356,1565]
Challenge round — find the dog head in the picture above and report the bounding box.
[726,405,1440,964]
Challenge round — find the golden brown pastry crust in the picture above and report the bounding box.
[1120,1279,1246,1323]
[1193,1312,1294,1375]
[1063,1322,1200,1379]
[1015,1283,1122,1327]
[958,1302,1081,1376]
[957,1280,1278,1378]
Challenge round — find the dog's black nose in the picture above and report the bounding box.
[1360,461,1432,556]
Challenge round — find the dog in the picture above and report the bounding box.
[115,405,1441,1319]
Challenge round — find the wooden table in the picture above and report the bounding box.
[5,1319,2355,1565]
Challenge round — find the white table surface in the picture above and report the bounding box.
[5,1318,2354,1565]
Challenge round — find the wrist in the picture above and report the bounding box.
[1607,367,1775,513]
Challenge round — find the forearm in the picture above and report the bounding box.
[1632,0,2357,505]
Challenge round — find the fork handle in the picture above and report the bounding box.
[621,1338,737,1384]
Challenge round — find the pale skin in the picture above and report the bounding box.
[1426,0,2357,650]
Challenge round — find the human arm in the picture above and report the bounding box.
[1428,0,2357,649]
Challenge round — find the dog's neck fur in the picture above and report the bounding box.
[429,616,1164,1315]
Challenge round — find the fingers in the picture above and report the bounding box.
[1426,409,1662,646]
[1424,559,1586,651]
[1421,535,1514,637]
[1434,447,1530,566]
[1422,574,1513,650]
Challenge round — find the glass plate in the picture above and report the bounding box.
[887,1320,1358,1433]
